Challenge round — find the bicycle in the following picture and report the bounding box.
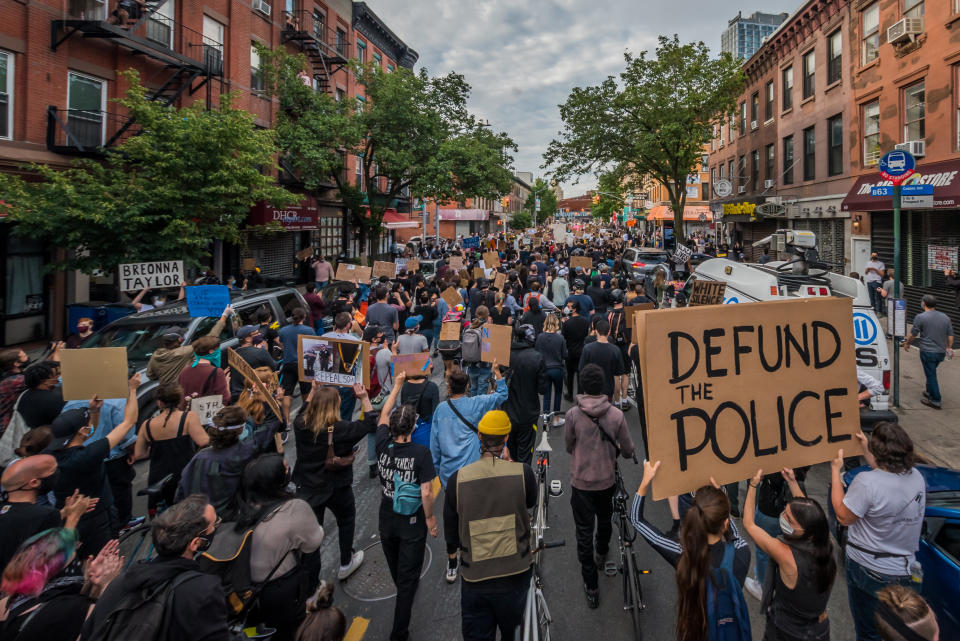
[611,458,649,641]
[117,472,177,568]
[532,411,562,546]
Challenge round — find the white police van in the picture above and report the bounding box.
[686,230,890,410]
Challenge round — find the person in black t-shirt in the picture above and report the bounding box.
[561,300,591,400]
[374,373,438,641]
[229,325,278,398]
[19,361,66,429]
[49,375,139,558]
[578,318,625,400]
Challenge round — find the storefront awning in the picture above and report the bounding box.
[382,211,419,229]
[248,198,318,230]
[646,205,713,221]
[842,158,960,211]
[438,208,489,221]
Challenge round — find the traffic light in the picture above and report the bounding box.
[500,196,510,208]
[592,194,600,205]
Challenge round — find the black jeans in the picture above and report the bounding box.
[301,484,356,567]
[570,485,615,590]
[379,505,427,641]
[507,423,536,466]
[461,581,528,641]
[250,558,317,641]
[105,456,134,525]
[565,355,580,397]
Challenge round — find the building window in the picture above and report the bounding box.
[862,3,879,65]
[739,101,746,133]
[202,16,225,75]
[803,126,816,181]
[729,113,736,140]
[956,66,960,150]
[802,50,815,99]
[356,39,366,63]
[751,149,760,191]
[354,154,363,189]
[904,81,925,142]
[863,100,880,165]
[336,28,347,56]
[67,71,105,148]
[827,30,842,85]
[765,81,774,122]
[782,66,793,111]
[765,143,775,182]
[783,135,794,185]
[727,159,734,185]
[355,96,365,113]
[737,155,745,188]
[750,92,759,128]
[146,0,174,49]
[828,114,843,176]
[0,51,12,140]
[250,44,264,92]
[387,63,395,73]
[904,0,923,19]
[335,88,345,102]
[373,52,382,69]
[312,10,325,40]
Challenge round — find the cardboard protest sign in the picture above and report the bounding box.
[671,245,693,265]
[118,261,183,292]
[59,347,129,401]
[458,269,471,282]
[242,258,256,271]
[688,281,727,306]
[448,256,464,270]
[391,352,432,377]
[441,287,463,310]
[185,285,230,318]
[225,348,283,420]
[639,298,861,500]
[190,395,223,426]
[480,323,511,366]
[335,263,373,282]
[440,321,461,341]
[498,240,507,251]
[624,303,655,338]
[296,247,314,260]
[373,261,397,279]
[551,223,567,243]
[473,267,484,279]
[493,272,506,291]
[483,252,501,268]
[405,259,420,273]
[570,256,592,272]
[297,335,370,387]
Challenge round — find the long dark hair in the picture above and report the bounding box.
[234,453,291,530]
[784,497,836,593]
[389,405,418,439]
[676,486,730,641]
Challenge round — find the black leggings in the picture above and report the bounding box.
[565,355,580,397]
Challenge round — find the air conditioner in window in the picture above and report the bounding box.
[738,186,747,194]
[253,0,271,17]
[764,179,775,189]
[887,17,923,44]
[895,140,925,157]
[751,120,758,130]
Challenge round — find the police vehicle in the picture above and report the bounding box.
[685,230,891,410]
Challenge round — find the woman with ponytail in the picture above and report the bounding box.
[631,461,752,641]
[295,581,347,641]
[374,372,438,641]
[743,468,835,641]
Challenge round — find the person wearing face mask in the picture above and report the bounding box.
[147,305,232,386]
[18,360,66,430]
[0,454,92,570]
[82,494,229,641]
[48,374,140,558]
[0,348,31,435]
[65,317,95,349]
[744,468,836,641]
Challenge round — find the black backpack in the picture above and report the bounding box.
[608,309,627,345]
[85,571,205,641]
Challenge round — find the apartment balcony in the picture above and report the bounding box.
[46,106,140,155]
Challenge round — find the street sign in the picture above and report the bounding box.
[714,179,733,198]
[901,184,933,195]
[755,202,787,216]
[886,298,906,338]
[902,195,933,209]
[879,150,916,184]
[870,186,894,197]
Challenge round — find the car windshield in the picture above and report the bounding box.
[635,252,668,263]
[82,320,188,363]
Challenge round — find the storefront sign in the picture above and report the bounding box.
[248,201,319,231]
[721,202,757,217]
[118,260,184,292]
[928,245,958,272]
[842,158,960,211]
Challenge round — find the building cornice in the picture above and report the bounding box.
[352,2,419,69]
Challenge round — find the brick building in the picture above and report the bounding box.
[0,0,415,343]
[643,146,714,237]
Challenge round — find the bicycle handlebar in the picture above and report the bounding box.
[540,540,565,550]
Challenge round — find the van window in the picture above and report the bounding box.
[275,292,301,321]
[236,304,265,327]
[193,315,234,342]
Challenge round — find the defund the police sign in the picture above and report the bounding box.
[636,297,861,500]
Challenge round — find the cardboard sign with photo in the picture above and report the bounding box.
[297,334,371,387]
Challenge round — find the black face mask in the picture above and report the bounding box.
[37,471,60,495]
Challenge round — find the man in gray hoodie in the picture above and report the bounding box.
[564,363,635,609]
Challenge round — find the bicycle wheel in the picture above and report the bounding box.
[536,585,552,641]
[623,547,644,641]
[118,523,154,568]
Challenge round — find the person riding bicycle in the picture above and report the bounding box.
[443,410,537,641]
[563,364,634,609]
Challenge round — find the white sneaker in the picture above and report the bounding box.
[744,576,762,600]
[337,550,364,581]
[445,557,459,584]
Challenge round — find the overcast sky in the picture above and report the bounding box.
[373,0,799,196]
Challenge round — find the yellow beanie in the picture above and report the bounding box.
[478,410,511,436]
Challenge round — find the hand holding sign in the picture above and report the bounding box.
[185,285,231,318]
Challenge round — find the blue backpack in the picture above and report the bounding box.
[706,543,752,641]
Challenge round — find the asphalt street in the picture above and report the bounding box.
[130,362,858,640]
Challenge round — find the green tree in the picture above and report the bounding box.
[509,210,533,230]
[544,36,743,241]
[0,71,294,272]
[523,178,558,225]
[591,171,627,221]
[260,49,516,253]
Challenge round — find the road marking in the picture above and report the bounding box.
[344,616,370,641]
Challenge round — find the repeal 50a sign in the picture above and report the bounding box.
[636,298,861,500]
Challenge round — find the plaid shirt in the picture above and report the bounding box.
[0,374,25,437]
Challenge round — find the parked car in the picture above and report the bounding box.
[843,464,960,640]
[619,247,670,279]
[80,287,308,417]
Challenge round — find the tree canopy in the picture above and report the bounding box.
[509,210,533,230]
[0,71,293,272]
[522,178,559,225]
[544,36,743,241]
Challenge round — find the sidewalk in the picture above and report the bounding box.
[890,337,960,469]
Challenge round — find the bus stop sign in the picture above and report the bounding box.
[879,150,916,184]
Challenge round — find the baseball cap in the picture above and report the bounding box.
[405,315,423,329]
[237,325,259,340]
[48,408,91,450]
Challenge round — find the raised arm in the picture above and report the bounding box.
[105,374,141,450]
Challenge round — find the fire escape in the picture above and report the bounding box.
[280,11,350,95]
[47,0,224,155]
